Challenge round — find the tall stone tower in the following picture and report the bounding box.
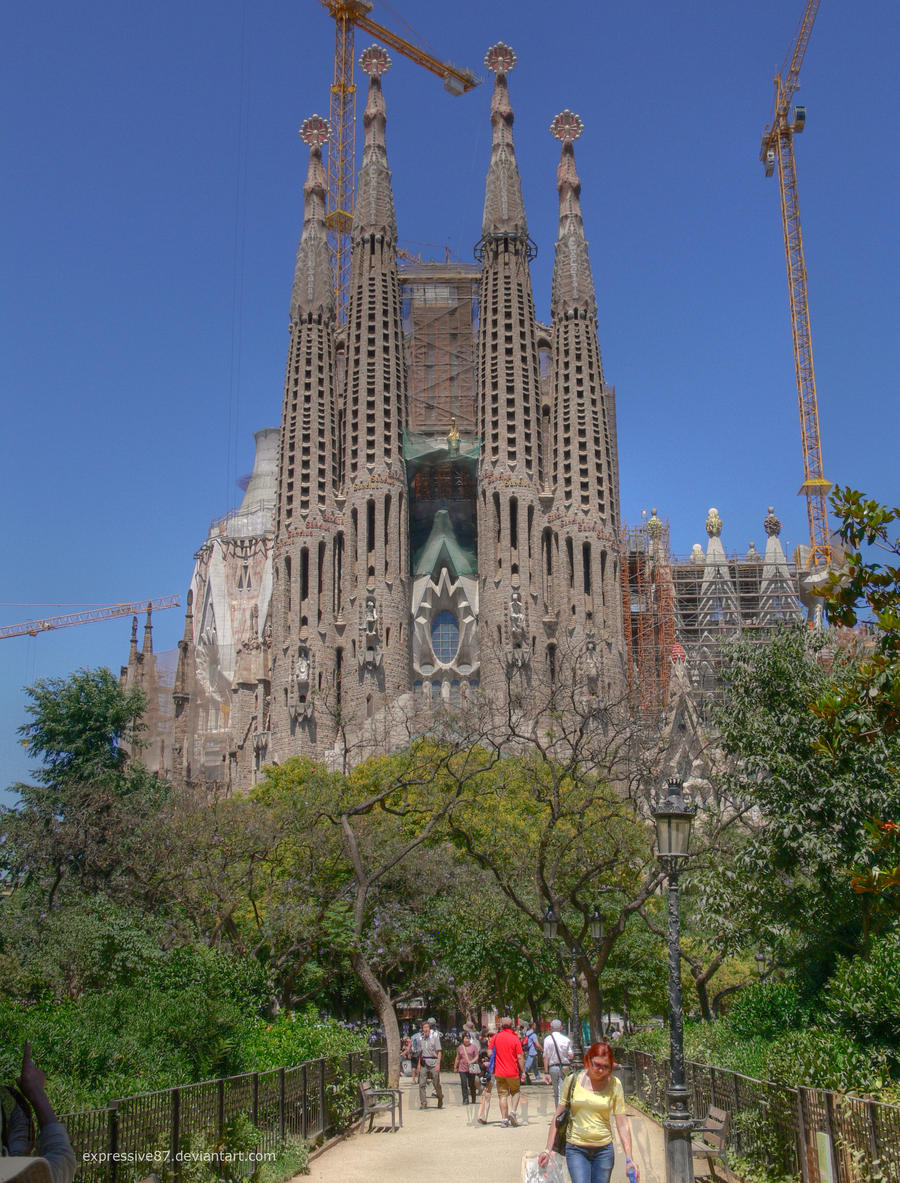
[270,113,341,753]
[340,46,411,728]
[546,110,623,694]
[474,44,546,696]
[138,41,634,788]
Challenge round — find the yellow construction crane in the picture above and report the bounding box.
[760,0,832,569]
[318,1,479,322]
[0,596,180,640]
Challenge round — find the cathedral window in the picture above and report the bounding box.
[431,611,459,665]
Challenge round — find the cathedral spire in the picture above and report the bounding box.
[550,111,596,317]
[290,115,334,323]
[481,43,528,239]
[142,604,154,655]
[353,45,397,242]
[341,43,410,721]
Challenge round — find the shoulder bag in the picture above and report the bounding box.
[552,1072,577,1154]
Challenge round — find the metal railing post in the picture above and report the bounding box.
[824,1091,840,1183]
[866,1099,881,1173]
[108,1101,120,1183]
[171,1087,181,1182]
[278,1068,286,1142]
[252,1073,259,1129]
[301,1065,308,1139]
[796,1088,811,1183]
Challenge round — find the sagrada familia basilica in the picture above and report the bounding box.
[122,45,808,791]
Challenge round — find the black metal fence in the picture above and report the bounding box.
[60,1048,387,1183]
[622,1049,900,1183]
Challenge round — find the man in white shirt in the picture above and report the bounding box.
[542,1018,574,1104]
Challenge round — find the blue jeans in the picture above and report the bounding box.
[565,1143,615,1183]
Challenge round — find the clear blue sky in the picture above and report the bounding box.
[2,0,898,799]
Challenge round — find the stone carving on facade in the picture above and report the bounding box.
[411,567,479,686]
[289,645,315,721]
[360,596,382,669]
[505,588,530,670]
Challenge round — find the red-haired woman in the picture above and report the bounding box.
[538,1042,639,1183]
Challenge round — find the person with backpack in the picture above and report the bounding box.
[522,1021,540,1084]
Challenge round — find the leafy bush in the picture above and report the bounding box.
[763,1026,890,1093]
[241,1011,370,1071]
[723,981,813,1042]
[825,933,900,1056]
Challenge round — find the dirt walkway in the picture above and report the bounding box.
[303,1076,667,1183]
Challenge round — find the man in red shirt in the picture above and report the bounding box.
[491,1016,525,1126]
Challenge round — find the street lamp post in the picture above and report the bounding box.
[543,904,605,1058]
[651,775,697,1183]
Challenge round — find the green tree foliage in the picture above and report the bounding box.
[816,488,900,741]
[1,668,169,908]
[814,488,900,900]
[824,932,900,1061]
[252,742,499,1085]
[0,939,267,1108]
[715,628,899,972]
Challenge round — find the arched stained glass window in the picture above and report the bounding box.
[431,610,459,664]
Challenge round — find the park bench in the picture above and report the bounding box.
[358,1079,403,1132]
[691,1105,730,1180]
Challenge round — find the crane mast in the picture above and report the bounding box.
[318,1,478,323]
[760,0,831,569]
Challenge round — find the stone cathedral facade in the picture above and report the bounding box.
[125,44,626,790]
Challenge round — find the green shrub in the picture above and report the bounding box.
[764,1026,889,1093]
[825,934,900,1056]
[241,1011,369,1071]
[257,1136,310,1183]
[723,981,813,1042]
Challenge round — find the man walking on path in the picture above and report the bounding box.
[522,1021,540,1084]
[542,1018,574,1104]
[491,1017,525,1127]
[414,1020,443,1109]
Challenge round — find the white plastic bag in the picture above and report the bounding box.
[522,1150,567,1183]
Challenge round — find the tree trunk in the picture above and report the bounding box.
[585,968,603,1041]
[349,949,402,1087]
[693,971,713,1022]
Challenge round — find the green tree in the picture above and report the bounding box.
[1,668,168,909]
[715,628,899,977]
[253,741,499,1086]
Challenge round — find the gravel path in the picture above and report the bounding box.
[302,1076,667,1183]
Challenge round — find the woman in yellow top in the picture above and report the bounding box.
[538,1041,640,1183]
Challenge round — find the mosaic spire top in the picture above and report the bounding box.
[354,45,397,239]
[550,109,596,316]
[290,115,334,321]
[481,43,527,238]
